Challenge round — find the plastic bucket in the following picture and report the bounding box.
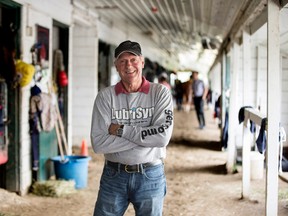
[250,151,264,180]
[51,155,91,189]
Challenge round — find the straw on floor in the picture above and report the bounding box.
[32,180,76,197]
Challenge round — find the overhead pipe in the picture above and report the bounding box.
[111,0,154,38]
[152,0,177,39]
[163,0,180,36]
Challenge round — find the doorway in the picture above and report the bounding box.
[0,0,21,191]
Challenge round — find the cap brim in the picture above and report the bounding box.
[115,50,141,60]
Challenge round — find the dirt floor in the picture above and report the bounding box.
[0,107,288,216]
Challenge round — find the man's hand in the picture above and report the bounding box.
[109,123,121,135]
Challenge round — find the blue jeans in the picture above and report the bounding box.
[193,96,205,128]
[93,162,166,216]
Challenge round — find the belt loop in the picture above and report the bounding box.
[140,164,144,174]
[117,163,121,172]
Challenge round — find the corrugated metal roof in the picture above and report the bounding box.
[78,0,286,73]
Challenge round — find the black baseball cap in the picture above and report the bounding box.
[114,40,142,59]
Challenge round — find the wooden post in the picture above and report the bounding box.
[242,29,251,106]
[266,0,280,215]
[242,110,250,198]
[241,28,251,199]
[227,43,240,173]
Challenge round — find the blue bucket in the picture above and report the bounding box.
[50,155,91,189]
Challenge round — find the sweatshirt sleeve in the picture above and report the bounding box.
[122,85,174,147]
[90,91,138,154]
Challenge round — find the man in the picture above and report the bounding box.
[191,71,208,129]
[90,40,174,216]
[158,72,171,90]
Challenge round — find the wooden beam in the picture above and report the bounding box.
[250,8,267,35]
[280,0,288,7]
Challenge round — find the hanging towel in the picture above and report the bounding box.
[221,111,229,149]
[238,106,253,124]
[238,106,255,133]
[282,156,288,172]
[250,121,256,133]
[39,93,57,132]
[30,93,57,132]
[256,118,267,154]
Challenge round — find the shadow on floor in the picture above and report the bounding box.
[170,139,223,151]
[188,163,227,175]
[166,163,228,175]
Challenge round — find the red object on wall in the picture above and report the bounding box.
[0,150,8,165]
[58,70,68,87]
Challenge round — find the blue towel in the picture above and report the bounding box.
[256,118,267,154]
[238,106,256,133]
[238,106,253,124]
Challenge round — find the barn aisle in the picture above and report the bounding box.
[0,107,287,216]
[161,107,288,216]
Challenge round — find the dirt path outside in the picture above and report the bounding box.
[0,107,287,216]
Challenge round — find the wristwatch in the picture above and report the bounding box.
[116,125,124,137]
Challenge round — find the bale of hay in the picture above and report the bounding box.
[32,180,76,197]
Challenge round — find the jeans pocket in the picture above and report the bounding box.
[102,165,119,179]
[144,164,165,180]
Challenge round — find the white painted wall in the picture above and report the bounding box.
[255,45,268,114]
[71,24,98,147]
[209,62,221,102]
[230,30,269,150]
[281,56,288,147]
[226,19,288,161]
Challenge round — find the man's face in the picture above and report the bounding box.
[192,72,198,79]
[115,52,144,85]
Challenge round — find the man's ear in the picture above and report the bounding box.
[114,62,119,72]
[141,57,145,68]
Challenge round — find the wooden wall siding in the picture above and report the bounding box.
[71,24,98,146]
[16,0,72,194]
[256,46,268,115]
[281,56,288,147]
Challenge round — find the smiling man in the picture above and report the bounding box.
[90,40,174,216]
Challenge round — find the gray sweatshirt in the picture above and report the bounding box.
[90,77,174,165]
